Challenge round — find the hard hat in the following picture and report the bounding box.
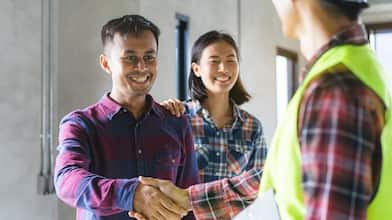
[327,0,369,8]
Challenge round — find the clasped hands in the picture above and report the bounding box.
[130,177,191,220]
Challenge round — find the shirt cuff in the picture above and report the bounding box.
[115,178,139,211]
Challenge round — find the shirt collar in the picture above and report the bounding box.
[99,92,164,120]
[300,23,369,82]
[191,99,245,123]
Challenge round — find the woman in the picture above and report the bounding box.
[163,30,268,183]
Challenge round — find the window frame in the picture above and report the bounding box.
[175,13,190,100]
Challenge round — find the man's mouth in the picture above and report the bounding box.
[128,74,150,84]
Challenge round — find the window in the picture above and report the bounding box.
[367,23,392,74]
[175,14,189,100]
[276,48,298,122]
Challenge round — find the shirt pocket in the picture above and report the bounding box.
[193,138,211,170]
[150,144,182,181]
[154,144,183,167]
[227,139,254,175]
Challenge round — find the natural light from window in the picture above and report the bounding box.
[370,31,392,74]
[276,55,290,123]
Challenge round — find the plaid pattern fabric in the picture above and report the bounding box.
[188,168,262,220]
[184,99,268,183]
[54,94,199,220]
[187,24,384,220]
[299,24,384,220]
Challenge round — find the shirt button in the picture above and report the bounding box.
[122,108,127,113]
[216,132,220,135]
[172,159,176,164]
[216,152,220,156]
[138,149,142,154]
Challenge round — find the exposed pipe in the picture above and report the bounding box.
[38,0,54,195]
[237,0,242,48]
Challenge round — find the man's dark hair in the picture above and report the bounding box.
[320,0,369,21]
[101,14,160,50]
[188,30,251,105]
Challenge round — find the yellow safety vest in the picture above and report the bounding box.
[259,44,392,219]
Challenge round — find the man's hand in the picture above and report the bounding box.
[160,99,185,118]
[128,210,147,220]
[132,183,187,220]
[139,176,191,211]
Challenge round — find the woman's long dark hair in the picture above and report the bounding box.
[188,30,251,105]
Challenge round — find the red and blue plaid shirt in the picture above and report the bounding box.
[299,24,384,220]
[54,93,199,220]
[188,24,384,220]
[184,99,267,183]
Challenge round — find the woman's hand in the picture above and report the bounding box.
[160,99,185,117]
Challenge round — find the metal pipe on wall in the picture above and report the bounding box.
[237,0,242,48]
[38,0,55,195]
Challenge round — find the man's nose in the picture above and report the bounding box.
[135,58,147,70]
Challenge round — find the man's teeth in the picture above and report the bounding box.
[129,75,149,83]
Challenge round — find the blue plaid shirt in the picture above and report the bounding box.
[184,99,268,183]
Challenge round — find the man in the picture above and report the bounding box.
[131,0,392,219]
[54,15,199,220]
[259,0,391,219]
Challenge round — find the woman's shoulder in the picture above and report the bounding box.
[237,108,263,128]
[183,99,201,115]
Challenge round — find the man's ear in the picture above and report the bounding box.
[191,62,201,78]
[99,54,111,75]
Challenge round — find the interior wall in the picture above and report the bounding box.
[0,0,57,219]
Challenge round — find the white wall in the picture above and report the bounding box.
[0,0,58,219]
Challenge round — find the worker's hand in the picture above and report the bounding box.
[160,99,185,118]
[133,183,187,220]
[139,176,191,211]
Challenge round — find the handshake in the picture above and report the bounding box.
[130,176,192,220]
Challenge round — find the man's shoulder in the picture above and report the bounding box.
[152,103,191,130]
[61,102,103,126]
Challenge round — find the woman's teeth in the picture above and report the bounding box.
[216,76,230,81]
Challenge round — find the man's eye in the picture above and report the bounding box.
[144,55,155,61]
[210,60,219,63]
[127,56,137,61]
